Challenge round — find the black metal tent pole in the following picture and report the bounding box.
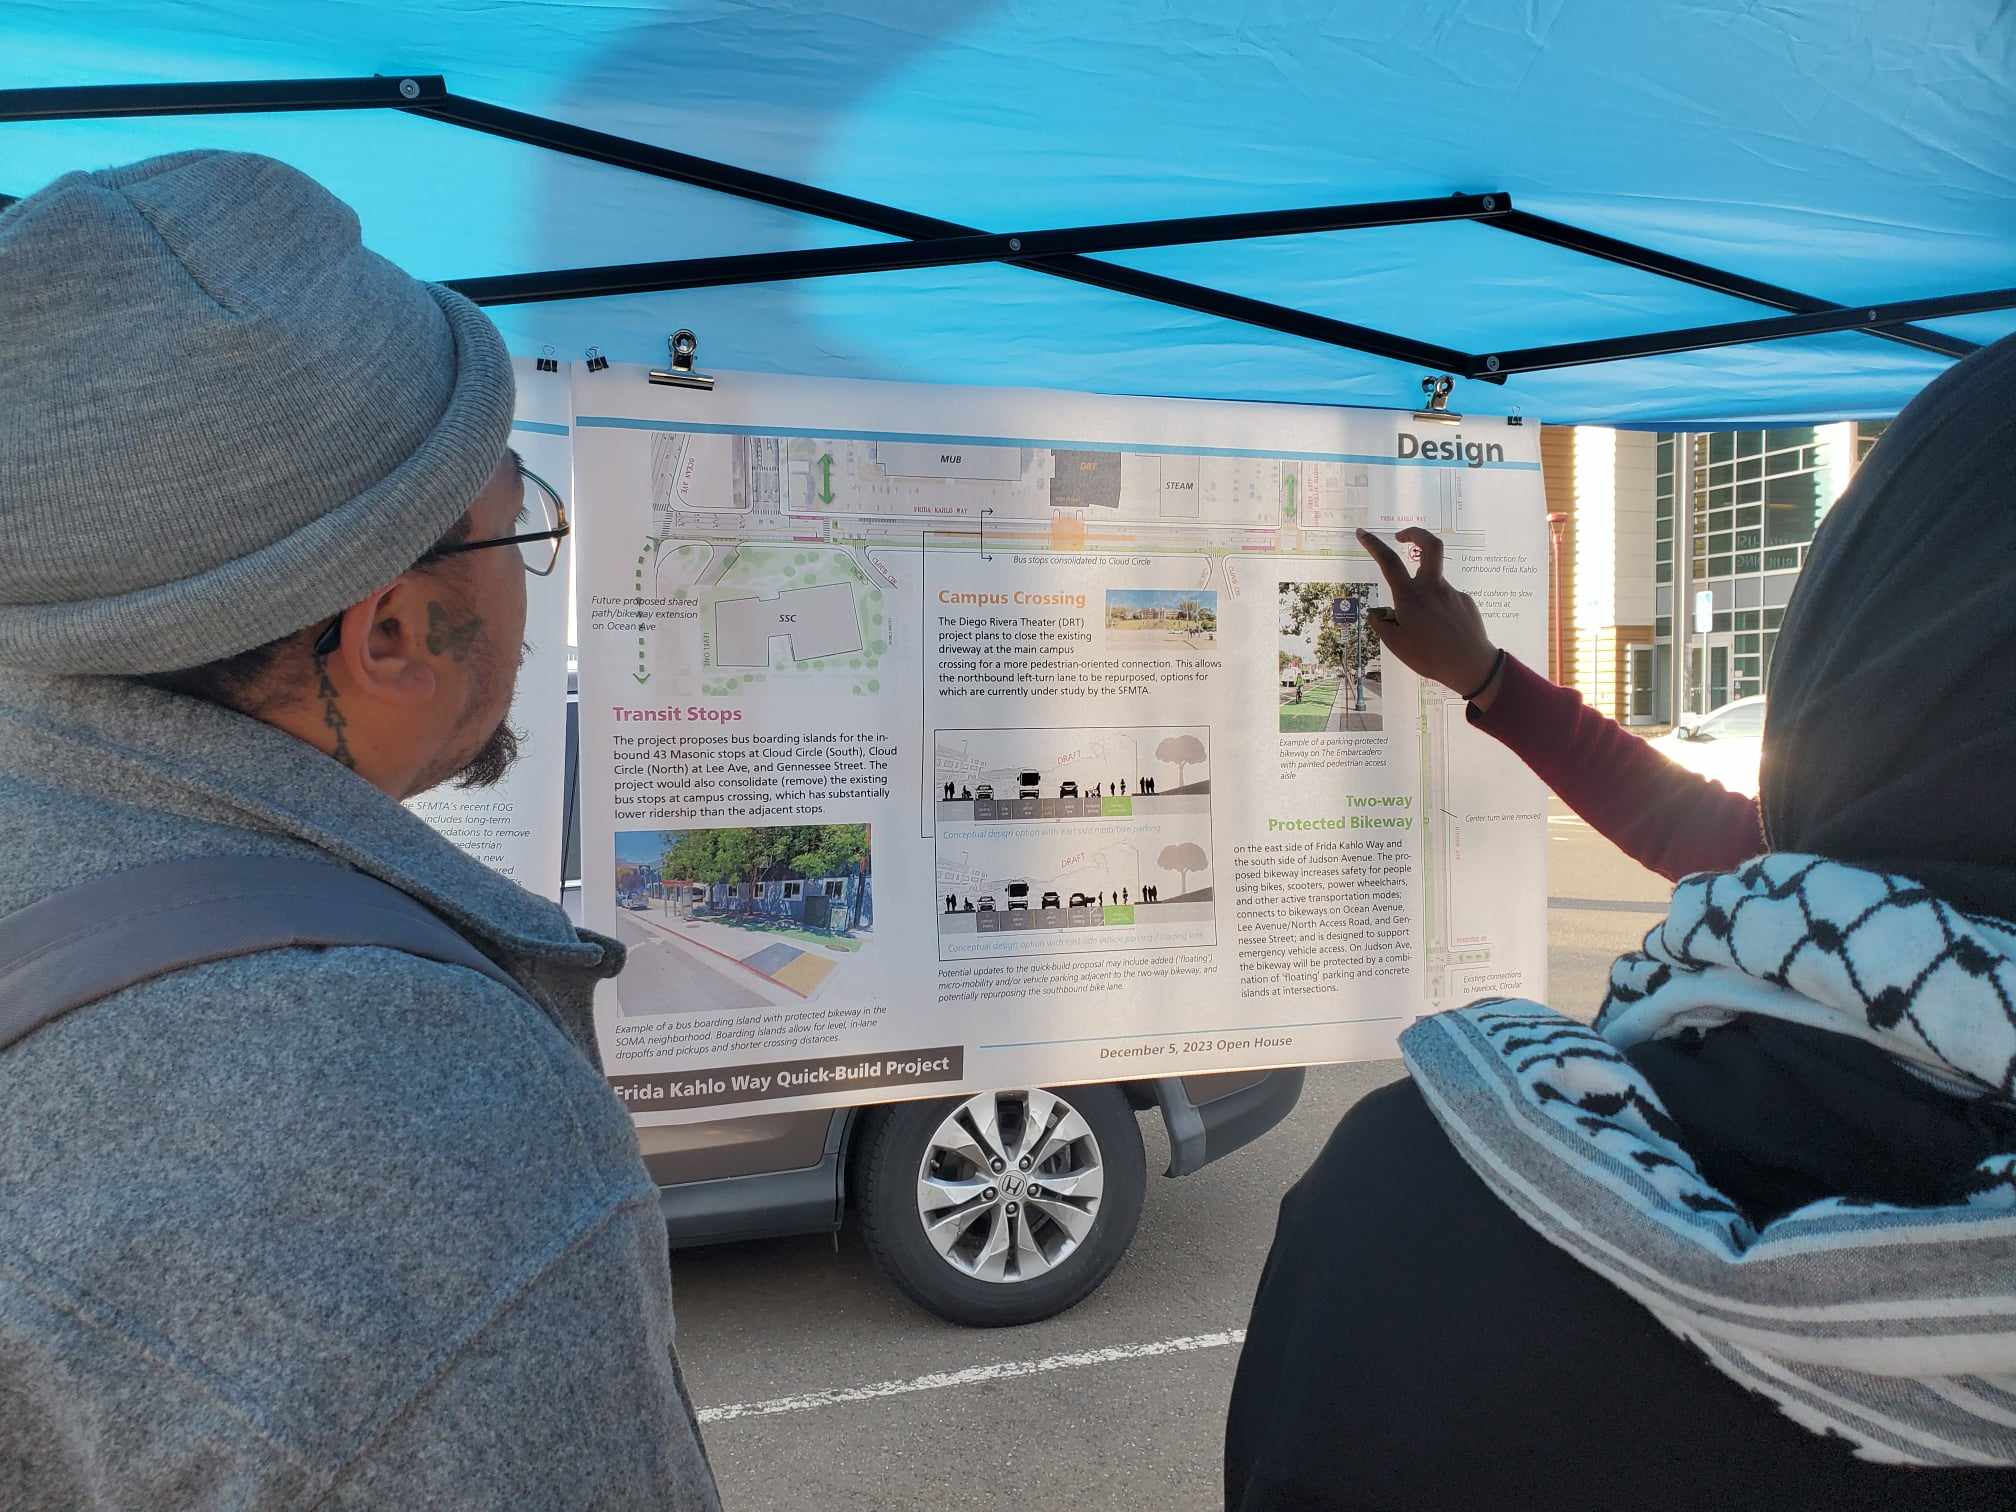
[1486,208,1976,360]
[443,194,1510,305]
[1471,287,2016,378]
[410,91,1487,376]
[0,74,438,120]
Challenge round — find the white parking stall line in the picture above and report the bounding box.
[697,1329,1248,1424]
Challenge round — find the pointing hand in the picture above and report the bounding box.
[1354,527,1503,707]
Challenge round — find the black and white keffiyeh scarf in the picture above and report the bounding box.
[1402,854,2016,1467]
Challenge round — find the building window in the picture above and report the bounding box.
[1628,645,1656,723]
[782,880,803,900]
[1648,423,1853,719]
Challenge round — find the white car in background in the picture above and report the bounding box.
[1649,695,1766,797]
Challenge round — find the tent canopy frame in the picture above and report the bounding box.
[4,72,2009,389]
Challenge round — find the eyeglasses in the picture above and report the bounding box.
[311,459,570,657]
[432,461,570,577]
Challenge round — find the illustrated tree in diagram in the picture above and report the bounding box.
[1155,733,1207,789]
[1157,841,1209,900]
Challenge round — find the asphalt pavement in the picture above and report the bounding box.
[670,803,1672,1510]
[613,911,768,1013]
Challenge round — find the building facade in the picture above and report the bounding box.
[1544,419,1888,724]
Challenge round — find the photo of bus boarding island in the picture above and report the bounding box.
[612,823,873,1015]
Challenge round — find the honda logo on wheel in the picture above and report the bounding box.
[1003,1174,1024,1195]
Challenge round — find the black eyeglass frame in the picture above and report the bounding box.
[432,461,570,577]
[312,460,570,657]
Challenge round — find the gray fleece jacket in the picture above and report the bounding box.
[0,673,721,1510]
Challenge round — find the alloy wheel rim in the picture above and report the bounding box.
[915,1088,1105,1282]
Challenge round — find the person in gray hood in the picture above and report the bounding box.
[0,152,721,1509]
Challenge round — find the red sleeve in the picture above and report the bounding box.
[1469,653,1763,882]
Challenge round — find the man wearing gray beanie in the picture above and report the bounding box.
[0,153,720,1509]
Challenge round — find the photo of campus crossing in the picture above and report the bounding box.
[1103,588,1218,650]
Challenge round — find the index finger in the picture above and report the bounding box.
[1395,526,1444,582]
[1354,528,1413,599]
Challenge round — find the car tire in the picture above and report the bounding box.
[854,1084,1147,1327]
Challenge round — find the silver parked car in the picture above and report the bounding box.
[561,676,1302,1325]
[1648,694,1765,797]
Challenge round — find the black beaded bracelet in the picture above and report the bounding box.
[1460,648,1506,703]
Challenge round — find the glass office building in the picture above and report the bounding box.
[1635,421,1887,721]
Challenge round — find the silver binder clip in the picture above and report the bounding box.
[1413,374,1461,424]
[649,329,715,391]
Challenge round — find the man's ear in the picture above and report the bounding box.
[327,574,441,706]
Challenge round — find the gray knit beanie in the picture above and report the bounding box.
[0,150,516,675]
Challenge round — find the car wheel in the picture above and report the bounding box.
[855,1084,1147,1327]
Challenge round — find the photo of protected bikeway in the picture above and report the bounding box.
[1279,673,1383,733]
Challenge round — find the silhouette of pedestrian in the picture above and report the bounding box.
[944,781,954,799]
[1120,779,1128,796]
[964,897,974,911]
[961,785,972,800]
[1122,888,1130,905]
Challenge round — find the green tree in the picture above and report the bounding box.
[790,822,871,880]
[1278,580,1338,636]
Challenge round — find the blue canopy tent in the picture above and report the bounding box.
[4,0,2011,424]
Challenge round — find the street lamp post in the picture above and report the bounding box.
[1352,595,1366,712]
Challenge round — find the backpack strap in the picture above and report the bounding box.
[0,855,533,1054]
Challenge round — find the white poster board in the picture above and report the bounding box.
[573,368,1547,1123]
[406,356,572,900]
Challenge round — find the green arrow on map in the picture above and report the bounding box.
[633,534,655,684]
[817,453,835,504]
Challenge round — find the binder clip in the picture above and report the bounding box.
[1507,405,1526,427]
[536,345,559,375]
[585,346,609,374]
[1413,374,1461,424]
[649,329,715,391]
